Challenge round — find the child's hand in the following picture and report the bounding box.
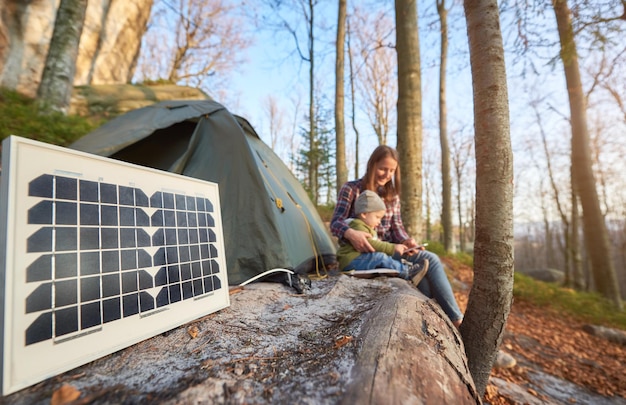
[394,244,408,255]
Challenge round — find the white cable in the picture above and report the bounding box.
[237,268,295,287]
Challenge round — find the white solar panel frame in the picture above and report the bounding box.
[0,136,230,395]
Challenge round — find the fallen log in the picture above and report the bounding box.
[2,276,480,404]
[341,278,481,404]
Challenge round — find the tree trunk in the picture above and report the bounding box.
[456,174,465,252]
[347,18,360,179]
[437,0,453,252]
[570,172,585,290]
[462,0,514,396]
[395,0,423,238]
[37,0,88,114]
[541,202,554,268]
[308,0,318,204]
[551,0,622,309]
[425,180,432,241]
[335,0,348,196]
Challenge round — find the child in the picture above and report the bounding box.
[336,190,428,286]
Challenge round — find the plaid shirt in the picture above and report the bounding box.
[330,179,410,244]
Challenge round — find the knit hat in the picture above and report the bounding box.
[355,190,386,214]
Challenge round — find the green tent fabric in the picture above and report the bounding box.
[70,100,336,285]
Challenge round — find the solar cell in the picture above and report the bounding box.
[0,136,229,395]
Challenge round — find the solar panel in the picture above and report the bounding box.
[0,136,230,395]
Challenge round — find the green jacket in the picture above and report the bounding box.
[336,218,396,270]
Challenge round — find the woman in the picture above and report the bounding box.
[330,145,463,327]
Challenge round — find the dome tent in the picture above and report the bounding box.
[70,100,336,287]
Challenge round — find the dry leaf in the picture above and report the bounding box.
[187,325,199,339]
[228,286,244,295]
[51,384,81,405]
[334,335,353,349]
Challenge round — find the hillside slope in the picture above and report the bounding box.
[447,258,626,404]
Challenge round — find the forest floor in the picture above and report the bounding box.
[446,258,626,405]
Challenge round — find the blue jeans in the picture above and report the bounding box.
[392,250,463,323]
[344,252,410,278]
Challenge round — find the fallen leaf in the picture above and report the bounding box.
[201,359,215,369]
[51,384,81,405]
[228,286,244,295]
[334,335,353,349]
[187,325,199,339]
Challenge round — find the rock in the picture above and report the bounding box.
[489,377,552,405]
[493,350,517,369]
[69,83,209,117]
[519,268,565,284]
[74,0,153,86]
[582,324,626,346]
[0,0,152,97]
[0,0,56,96]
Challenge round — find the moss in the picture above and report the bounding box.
[513,272,626,330]
[0,87,103,146]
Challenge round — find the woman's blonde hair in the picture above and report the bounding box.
[362,145,401,202]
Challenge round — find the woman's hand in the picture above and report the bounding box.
[402,238,418,249]
[344,228,375,253]
[401,238,426,256]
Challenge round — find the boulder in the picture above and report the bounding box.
[74,0,153,86]
[0,0,152,97]
[519,268,565,284]
[69,83,209,117]
[582,324,626,346]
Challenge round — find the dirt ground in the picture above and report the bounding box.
[446,257,626,405]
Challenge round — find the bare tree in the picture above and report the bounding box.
[135,0,251,93]
[346,17,361,179]
[335,0,348,195]
[265,0,320,203]
[450,130,473,252]
[462,0,514,395]
[37,0,88,114]
[551,0,622,309]
[584,50,626,125]
[352,7,397,146]
[602,78,626,123]
[437,0,453,252]
[305,0,318,203]
[395,0,423,237]
[288,93,304,173]
[569,164,585,289]
[422,152,441,241]
[263,95,285,150]
[530,100,573,276]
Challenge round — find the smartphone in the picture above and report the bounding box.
[403,243,428,255]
